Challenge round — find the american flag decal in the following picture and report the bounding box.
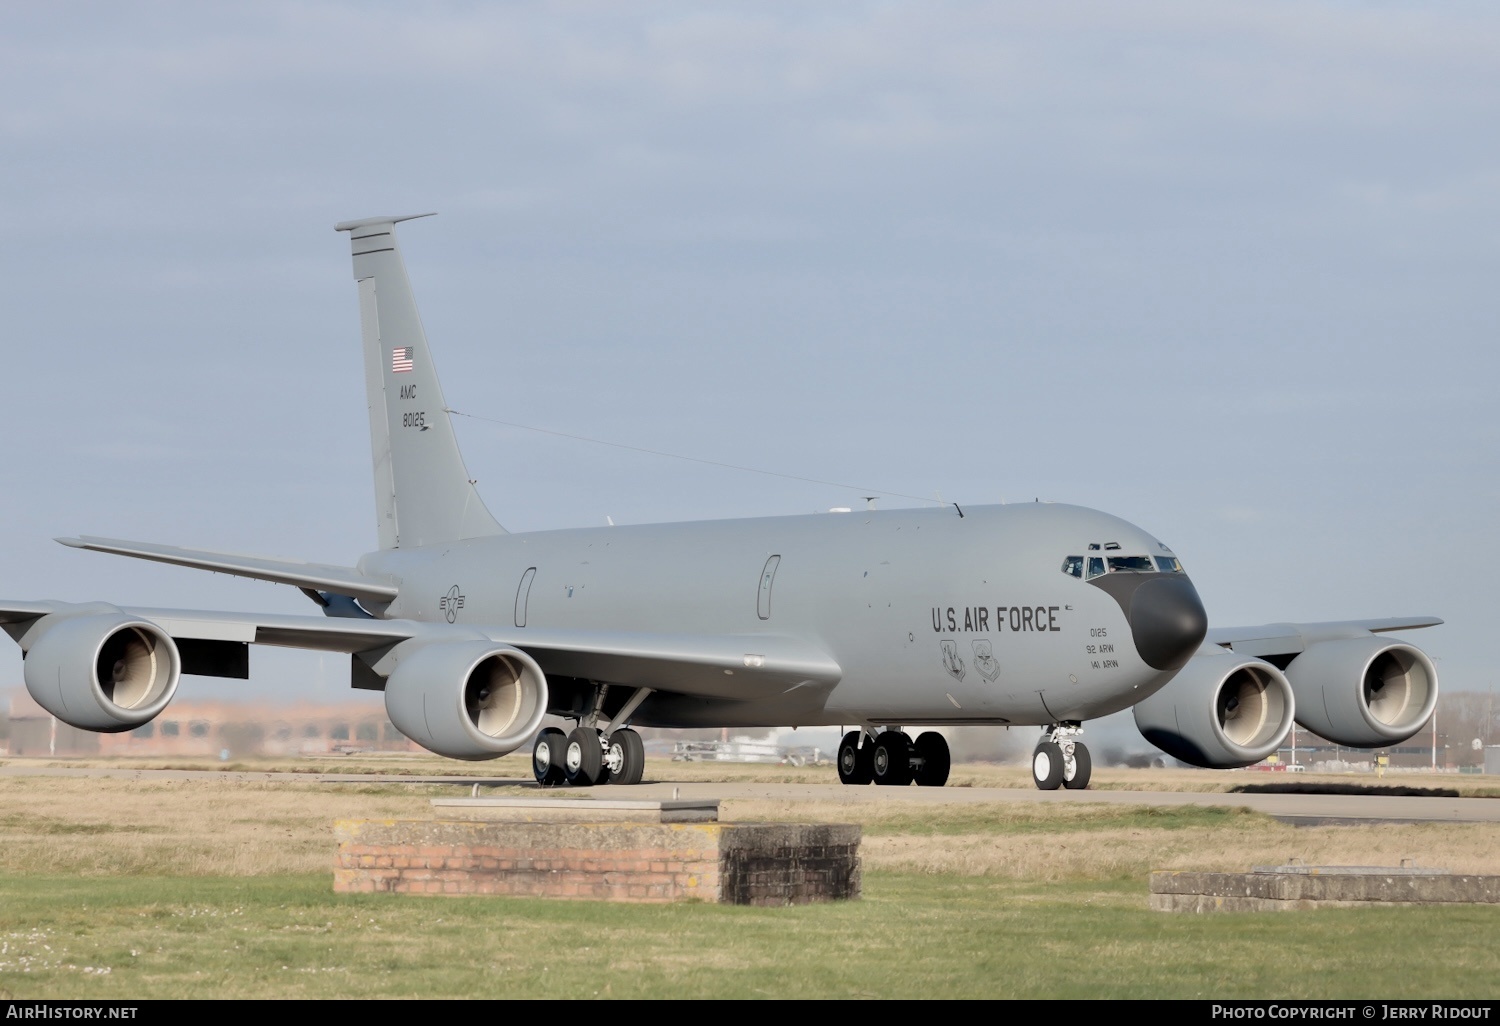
[391,347,414,373]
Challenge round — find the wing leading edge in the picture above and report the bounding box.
[0,600,840,700]
[1204,616,1443,660]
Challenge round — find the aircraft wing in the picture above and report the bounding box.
[475,626,841,698]
[0,601,840,699]
[55,536,398,606]
[1204,616,1443,659]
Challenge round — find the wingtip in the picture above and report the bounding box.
[55,537,85,548]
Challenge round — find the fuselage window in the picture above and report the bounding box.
[1154,556,1183,573]
[1086,557,1106,579]
[1062,555,1084,578]
[1107,555,1154,573]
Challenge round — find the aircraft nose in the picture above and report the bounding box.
[1128,574,1208,671]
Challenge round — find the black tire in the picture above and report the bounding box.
[606,728,645,786]
[1032,740,1064,790]
[565,726,603,787]
[913,731,951,787]
[531,727,567,786]
[837,731,873,785]
[872,731,912,786]
[1062,742,1092,790]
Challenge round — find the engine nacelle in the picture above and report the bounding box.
[1284,637,1437,747]
[1132,648,1295,768]
[383,641,549,761]
[22,612,180,732]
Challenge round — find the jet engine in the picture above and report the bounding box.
[1131,648,1295,768]
[383,641,549,760]
[1284,637,1437,747]
[22,611,180,732]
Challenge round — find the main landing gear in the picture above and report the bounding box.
[1031,724,1090,791]
[837,729,950,787]
[531,685,652,787]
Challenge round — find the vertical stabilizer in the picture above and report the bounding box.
[335,214,505,548]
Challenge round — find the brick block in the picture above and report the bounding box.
[333,818,859,904]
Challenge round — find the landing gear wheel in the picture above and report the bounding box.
[532,727,567,786]
[872,731,913,786]
[837,731,873,785]
[913,731,951,787]
[1062,742,1092,790]
[564,727,604,787]
[1032,741,1064,790]
[605,728,645,786]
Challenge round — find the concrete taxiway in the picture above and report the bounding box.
[2,764,1495,825]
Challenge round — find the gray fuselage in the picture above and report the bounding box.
[359,501,1201,729]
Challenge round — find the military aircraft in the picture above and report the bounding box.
[0,214,1443,790]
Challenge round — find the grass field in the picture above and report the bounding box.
[1,757,1498,999]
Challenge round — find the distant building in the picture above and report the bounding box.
[0,687,421,758]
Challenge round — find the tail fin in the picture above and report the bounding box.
[335,214,505,549]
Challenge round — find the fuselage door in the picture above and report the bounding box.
[757,555,781,620]
[514,567,537,627]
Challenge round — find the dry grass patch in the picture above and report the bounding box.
[0,776,444,876]
[0,752,534,778]
[4,760,1498,884]
[859,820,1500,880]
[725,796,1500,880]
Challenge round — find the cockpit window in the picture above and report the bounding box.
[1107,555,1155,573]
[1062,555,1084,578]
[1086,557,1105,579]
[1154,556,1183,573]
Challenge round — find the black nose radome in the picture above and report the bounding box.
[1088,571,1208,671]
[1127,575,1208,671]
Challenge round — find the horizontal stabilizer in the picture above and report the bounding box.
[55,536,399,606]
[332,212,435,232]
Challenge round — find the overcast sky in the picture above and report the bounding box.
[0,2,1495,714]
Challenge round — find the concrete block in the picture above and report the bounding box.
[430,797,720,823]
[1151,866,1500,911]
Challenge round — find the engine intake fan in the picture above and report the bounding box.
[23,611,180,732]
[1132,648,1295,768]
[383,640,549,760]
[1285,637,1437,747]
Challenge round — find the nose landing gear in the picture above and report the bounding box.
[1031,723,1091,790]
